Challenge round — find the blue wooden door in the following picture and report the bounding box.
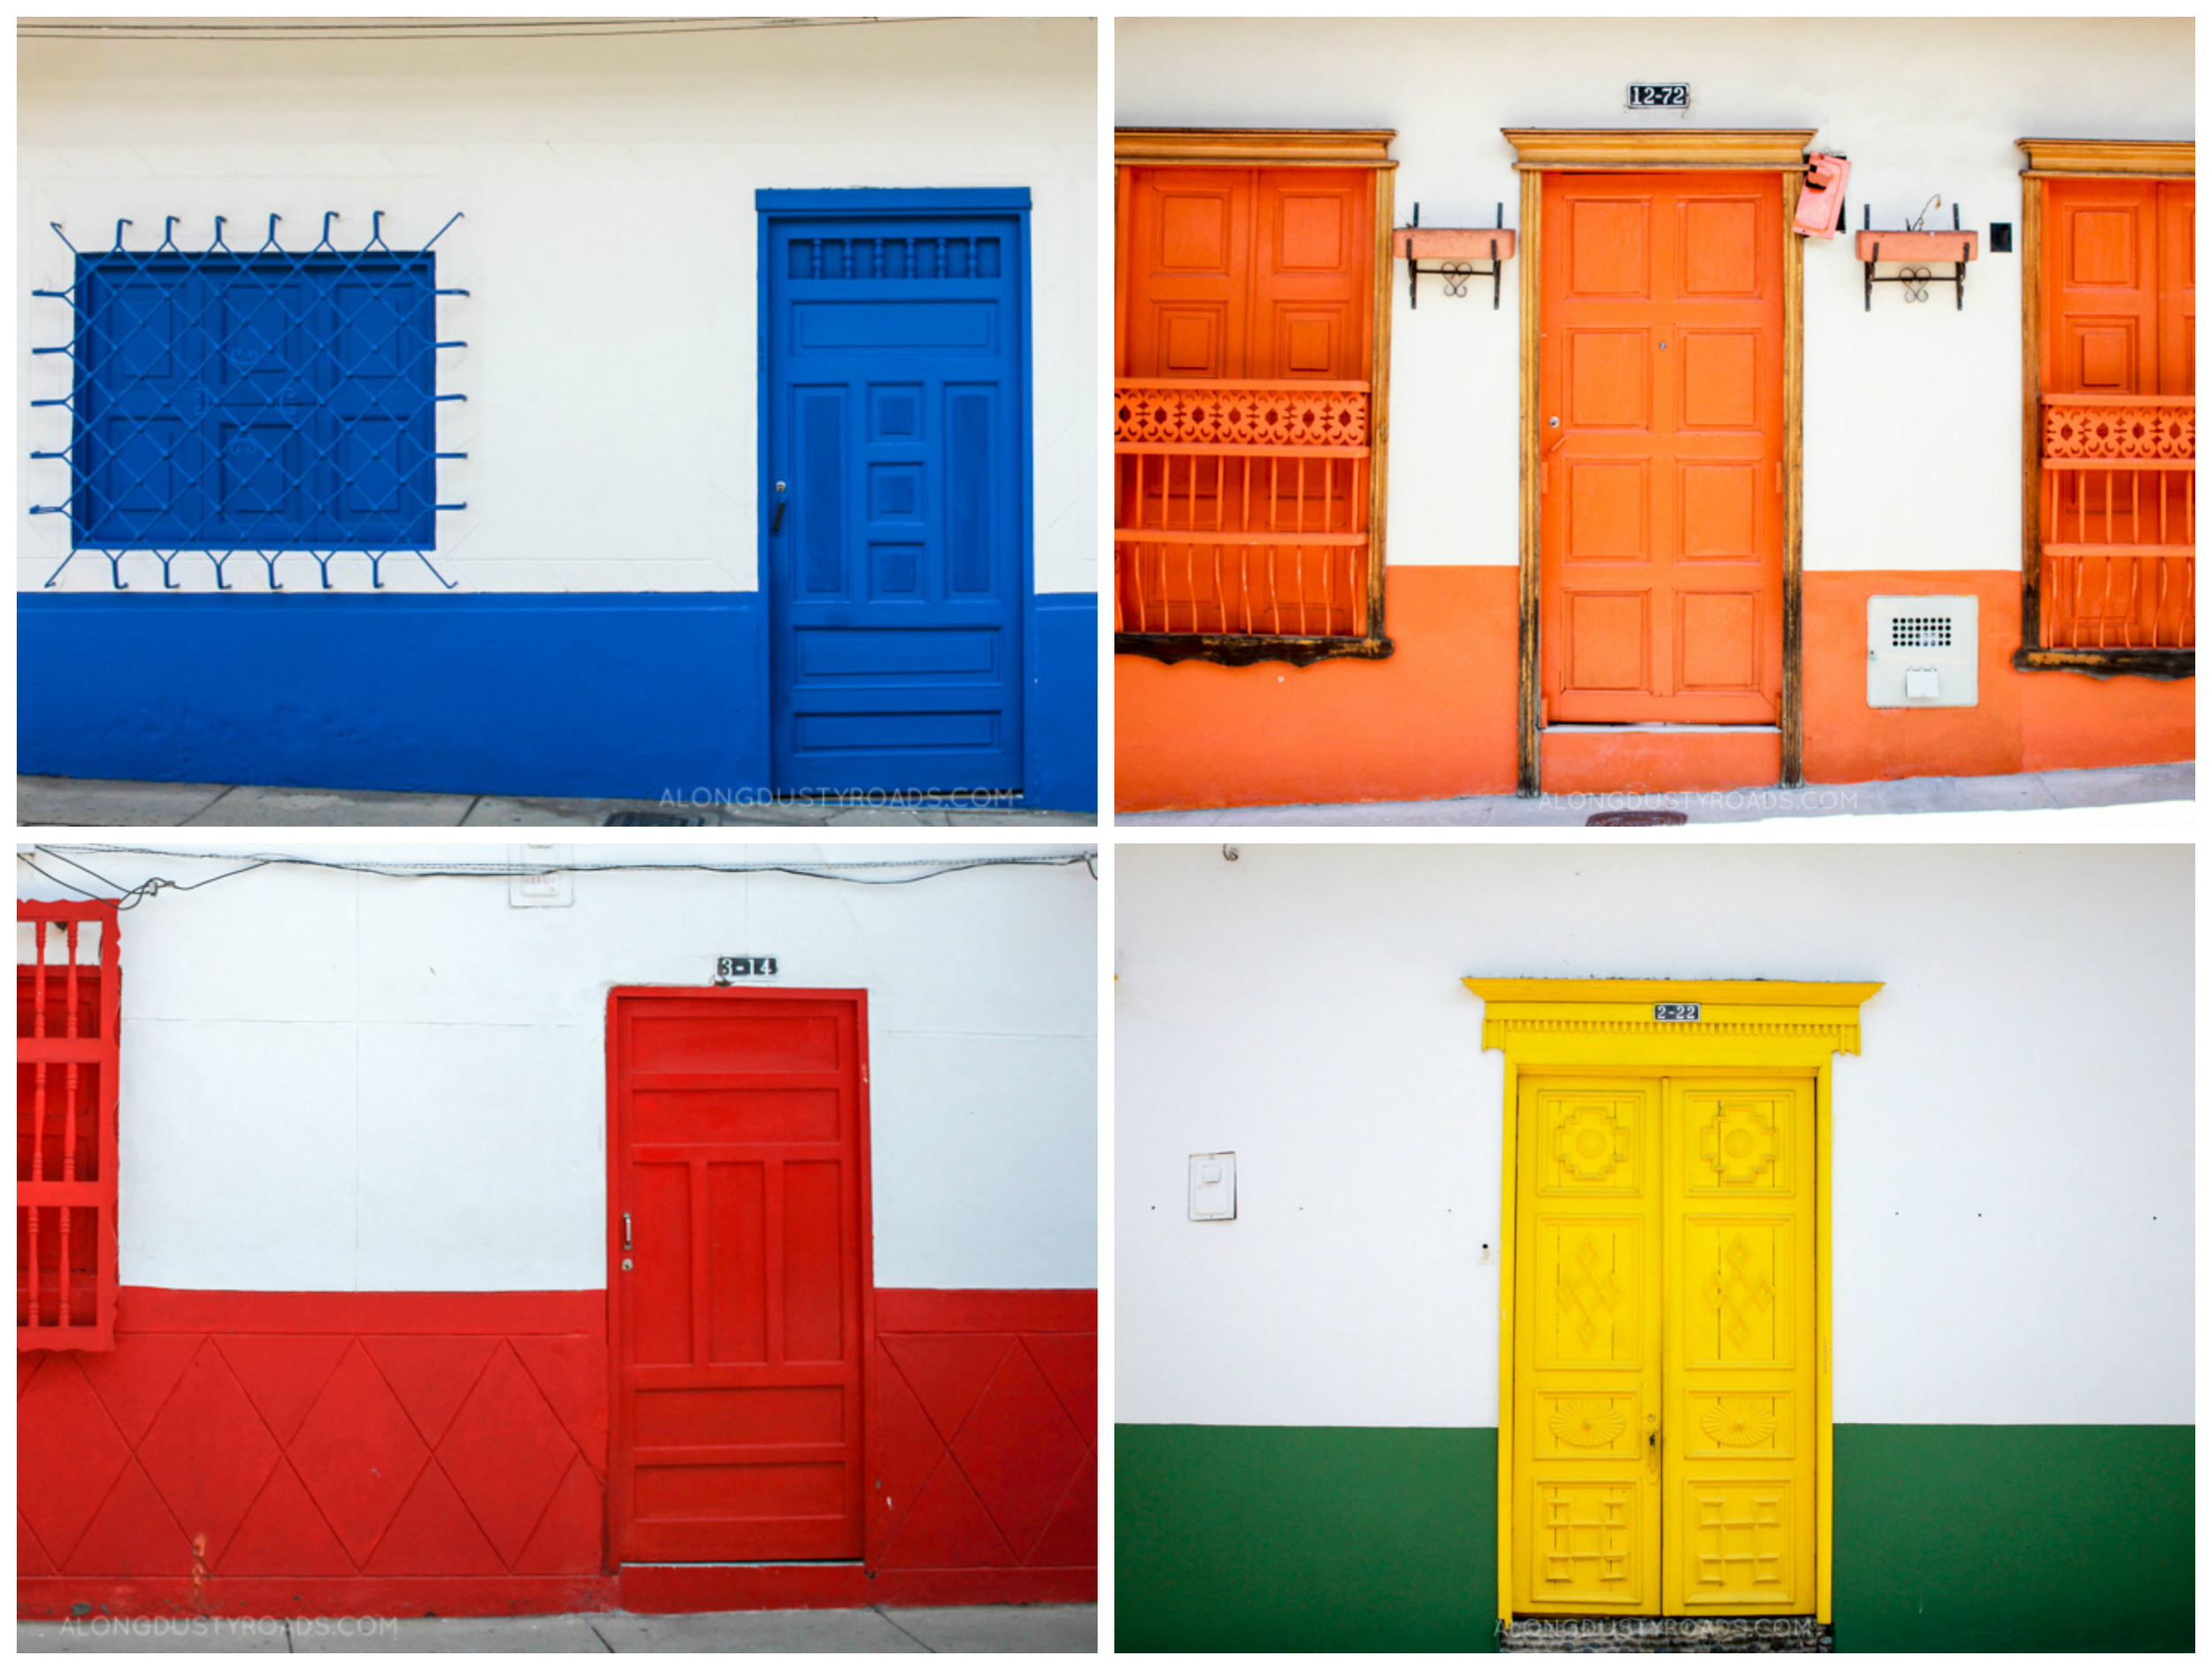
[762,195,1028,794]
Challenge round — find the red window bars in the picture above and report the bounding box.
[1113,379,1372,639]
[2039,395,2194,650]
[19,900,119,1352]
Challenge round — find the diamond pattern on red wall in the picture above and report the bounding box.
[17,1294,607,1582]
[23,1289,1090,1599]
[872,1305,1096,1574]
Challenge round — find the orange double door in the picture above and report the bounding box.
[1540,172,1786,724]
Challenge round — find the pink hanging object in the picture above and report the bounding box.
[1794,152,1851,238]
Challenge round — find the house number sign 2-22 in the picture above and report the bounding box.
[1627,83,1689,108]
[718,956,779,978]
[1652,1002,1701,1022]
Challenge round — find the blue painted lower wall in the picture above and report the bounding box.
[1027,591,1099,813]
[19,591,1098,809]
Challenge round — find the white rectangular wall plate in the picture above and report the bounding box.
[1868,595,1978,708]
[1189,1152,1236,1220]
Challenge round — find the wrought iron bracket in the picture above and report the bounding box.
[1860,202,1973,312]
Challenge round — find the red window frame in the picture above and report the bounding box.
[18,900,121,1352]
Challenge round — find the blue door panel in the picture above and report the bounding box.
[764,206,1026,794]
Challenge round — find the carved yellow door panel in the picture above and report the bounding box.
[1513,1075,1816,1619]
[1513,1079,1664,1615]
[1663,1080,1817,1614]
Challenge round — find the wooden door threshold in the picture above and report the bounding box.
[1546,722,1783,735]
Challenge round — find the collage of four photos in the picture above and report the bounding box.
[13,12,2193,1658]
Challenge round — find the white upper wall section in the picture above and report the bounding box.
[17,843,1098,1292]
[1116,842,2192,1428]
[1119,16,2193,573]
[19,19,1097,593]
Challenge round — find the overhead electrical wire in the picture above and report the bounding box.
[19,843,1096,910]
[19,17,953,42]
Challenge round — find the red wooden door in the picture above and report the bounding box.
[608,989,871,1563]
[1540,172,1786,722]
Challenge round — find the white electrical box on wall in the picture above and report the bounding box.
[1867,595,1978,708]
[1189,1153,1236,1220]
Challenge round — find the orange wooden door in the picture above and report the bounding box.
[1540,173,1785,723]
[608,989,870,1563]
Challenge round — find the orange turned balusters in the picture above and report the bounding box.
[2039,394,2195,650]
[1112,378,1371,640]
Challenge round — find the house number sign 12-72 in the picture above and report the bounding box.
[718,956,779,978]
[1627,83,1690,108]
[1653,1002,1701,1022]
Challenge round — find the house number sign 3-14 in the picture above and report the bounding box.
[1627,83,1690,108]
[718,956,778,978]
[1653,1002,1701,1022]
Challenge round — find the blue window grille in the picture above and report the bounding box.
[31,212,468,589]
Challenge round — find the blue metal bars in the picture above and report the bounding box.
[29,211,468,589]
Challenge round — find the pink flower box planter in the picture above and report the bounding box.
[1855,228,1978,263]
[1391,226,1517,262]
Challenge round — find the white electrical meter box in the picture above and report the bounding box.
[1867,595,1978,708]
[1189,1153,1236,1220]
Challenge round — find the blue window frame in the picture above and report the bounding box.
[71,249,437,550]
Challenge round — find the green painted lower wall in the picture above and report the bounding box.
[1832,1424,2193,1652]
[1115,1423,2193,1654]
[1116,1426,1500,1652]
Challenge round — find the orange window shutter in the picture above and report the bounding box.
[2037,177,2194,652]
[1116,165,1377,640]
[18,901,120,1353]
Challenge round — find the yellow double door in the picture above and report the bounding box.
[1511,1074,1816,1617]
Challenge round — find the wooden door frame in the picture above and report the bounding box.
[1505,131,1816,794]
[1465,978,1881,1625]
[2013,137,2194,676]
[603,984,878,1572]
[1112,128,1399,665]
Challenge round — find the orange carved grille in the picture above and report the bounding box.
[2039,394,2194,650]
[1113,378,1371,639]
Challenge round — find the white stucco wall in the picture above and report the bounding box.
[19,18,1096,595]
[1115,842,2192,1427]
[1118,16,2193,575]
[16,842,1098,1292]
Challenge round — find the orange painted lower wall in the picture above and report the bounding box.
[1801,571,2193,784]
[1115,566,1519,812]
[1115,566,2191,808]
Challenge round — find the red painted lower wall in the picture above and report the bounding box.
[1116,566,2191,807]
[19,1286,1094,1619]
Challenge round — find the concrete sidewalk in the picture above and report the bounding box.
[18,777,1094,828]
[19,1603,1095,1653]
[1117,761,2193,826]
